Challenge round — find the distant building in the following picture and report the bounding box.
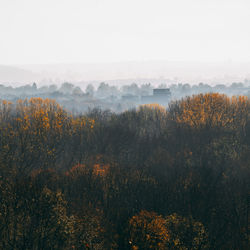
[141,88,171,105]
[153,88,171,96]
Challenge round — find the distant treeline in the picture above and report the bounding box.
[1,81,250,113]
[0,94,249,249]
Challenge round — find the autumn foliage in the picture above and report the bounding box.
[169,93,250,130]
[0,94,249,249]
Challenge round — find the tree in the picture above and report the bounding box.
[22,187,74,249]
[128,210,169,249]
[59,82,74,95]
[165,213,209,249]
[86,84,95,96]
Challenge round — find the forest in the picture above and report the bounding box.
[1,81,250,113]
[0,93,249,249]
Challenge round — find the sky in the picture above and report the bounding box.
[0,0,250,65]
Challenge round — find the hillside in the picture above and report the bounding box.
[0,65,40,84]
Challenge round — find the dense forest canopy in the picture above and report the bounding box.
[0,93,249,249]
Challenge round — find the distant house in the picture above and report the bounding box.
[141,88,171,104]
[153,88,171,96]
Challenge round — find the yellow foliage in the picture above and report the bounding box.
[71,117,95,131]
[12,98,68,134]
[93,163,109,177]
[172,93,250,129]
[140,103,166,113]
[129,210,169,249]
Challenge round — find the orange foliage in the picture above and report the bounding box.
[172,93,250,129]
[129,210,169,249]
[93,164,109,177]
[71,117,95,131]
[140,103,166,113]
[0,98,95,135]
[66,155,110,179]
[13,98,67,133]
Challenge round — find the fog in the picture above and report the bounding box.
[0,0,250,111]
[1,0,250,65]
[1,80,250,113]
[1,2,250,248]
[1,61,250,87]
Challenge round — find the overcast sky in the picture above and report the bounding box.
[0,0,249,65]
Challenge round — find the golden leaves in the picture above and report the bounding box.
[93,163,109,177]
[71,117,95,129]
[173,93,250,129]
[140,103,166,113]
[129,210,170,249]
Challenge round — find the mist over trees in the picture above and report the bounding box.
[0,93,249,249]
[1,81,250,113]
[1,0,250,247]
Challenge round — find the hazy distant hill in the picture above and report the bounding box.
[1,61,250,86]
[0,65,40,85]
[19,61,250,85]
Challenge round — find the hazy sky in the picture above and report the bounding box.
[0,0,250,65]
